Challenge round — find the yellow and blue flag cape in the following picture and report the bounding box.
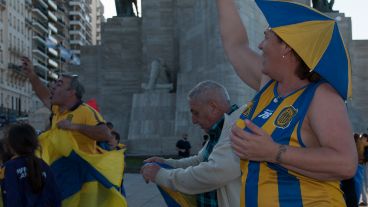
[38,128,127,207]
[146,162,197,207]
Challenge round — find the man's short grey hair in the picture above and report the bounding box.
[187,80,230,105]
[61,73,85,100]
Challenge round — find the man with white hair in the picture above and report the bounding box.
[141,80,246,207]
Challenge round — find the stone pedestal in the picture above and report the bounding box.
[349,40,368,132]
[127,92,176,155]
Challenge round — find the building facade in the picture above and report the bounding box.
[69,0,92,55]
[0,0,33,119]
[91,0,103,45]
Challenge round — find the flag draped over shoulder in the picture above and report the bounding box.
[38,128,127,207]
[148,162,197,207]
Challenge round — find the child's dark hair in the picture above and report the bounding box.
[5,123,44,193]
[111,131,120,143]
[0,140,13,164]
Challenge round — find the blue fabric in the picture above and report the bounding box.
[1,157,61,207]
[355,165,364,202]
[313,25,349,99]
[255,0,331,28]
[146,163,181,207]
[51,151,118,199]
[97,141,111,151]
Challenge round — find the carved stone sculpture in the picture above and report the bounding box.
[312,0,335,12]
[115,0,138,17]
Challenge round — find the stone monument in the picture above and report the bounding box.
[312,0,335,12]
[115,0,138,17]
[142,58,173,92]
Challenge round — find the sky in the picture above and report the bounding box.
[100,0,368,40]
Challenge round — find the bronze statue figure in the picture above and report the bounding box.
[115,0,139,17]
[312,0,335,13]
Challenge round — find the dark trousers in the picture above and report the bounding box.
[341,178,358,207]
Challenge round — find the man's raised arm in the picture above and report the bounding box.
[22,57,51,109]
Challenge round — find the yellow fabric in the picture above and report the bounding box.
[62,181,127,207]
[38,129,126,207]
[38,129,125,187]
[341,30,353,99]
[272,20,335,70]
[239,159,249,207]
[258,163,279,207]
[0,167,4,180]
[51,104,105,154]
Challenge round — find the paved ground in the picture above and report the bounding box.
[124,173,166,207]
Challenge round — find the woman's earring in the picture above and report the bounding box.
[282,55,285,59]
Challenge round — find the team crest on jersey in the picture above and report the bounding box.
[241,102,253,118]
[274,106,298,129]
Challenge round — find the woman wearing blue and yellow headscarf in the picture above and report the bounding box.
[217,0,357,206]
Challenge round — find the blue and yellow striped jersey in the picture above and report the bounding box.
[236,80,345,207]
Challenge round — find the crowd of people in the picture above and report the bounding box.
[0,0,362,206]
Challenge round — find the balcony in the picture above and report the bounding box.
[56,18,66,27]
[69,11,84,19]
[48,0,57,11]
[48,35,58,45]
[58,5,66,13]
[48,22,58,34]
[70,39,84,46]
[36,0,48,8]
[69,20,86,30]
[48,10,58,22]
[56,31,66,39]
[33,35,46,45]
[69,1,83,8]
[32,8,48,21]
[48,71,58,80]
[48,47,58,57]
[0,0,6,10]
[33,61,49,79]
[69,30,84,38]
[48,59,58,68]
[32,48,48,59]
[33,21,48,34]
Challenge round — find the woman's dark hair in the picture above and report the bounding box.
[293,53,321,82]
[5,123,44,193]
